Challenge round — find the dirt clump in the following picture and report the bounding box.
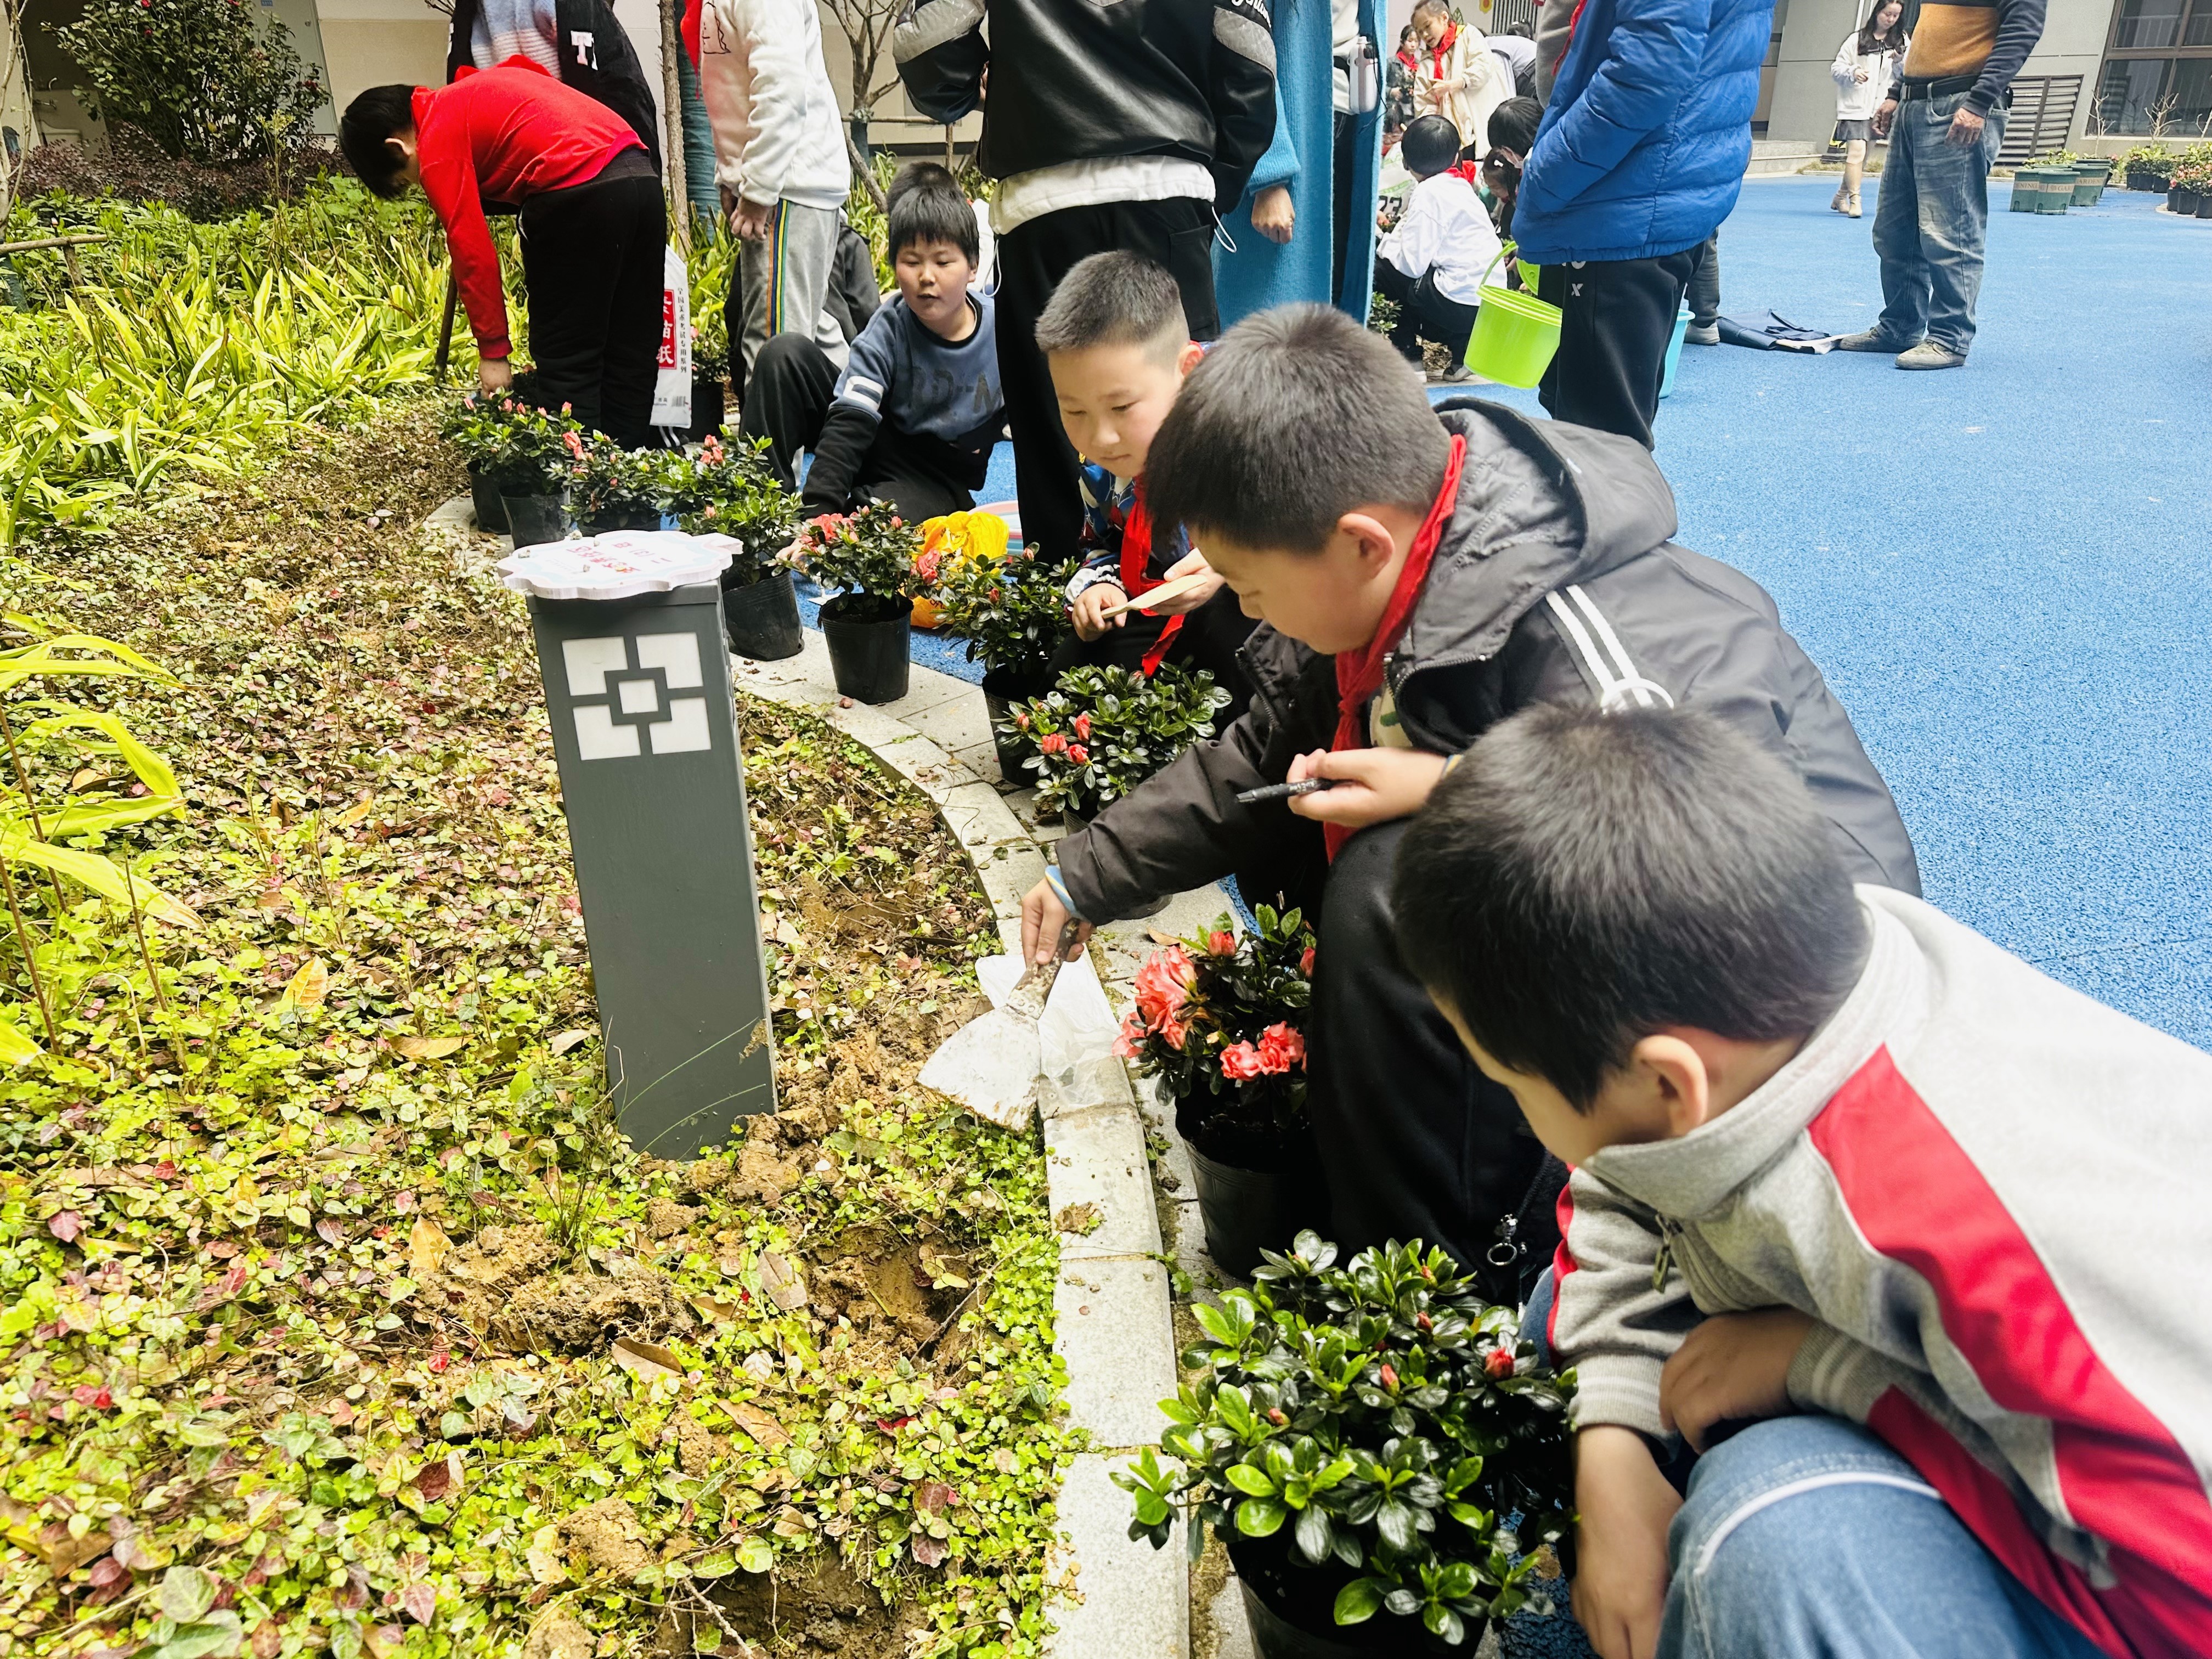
[812,1226,940,1347]
[556,1496,652,1579]
[672,1411,716,1475]
[730,1139,804,1207]
[704,1553,918,1657]
[646,1197,699,1238]
[493,1263,697,1353]
[521,1609,596,1659]
[435,1224,567,1336]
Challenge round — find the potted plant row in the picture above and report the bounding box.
[998,663,1232,823]
[2170,159,2212,218]
[789,503,934,703]
[1116,1232,1576,1656]
[665,435,806,661]
[438,391,586,548]
[2123,143,2175,192]
[928,525,1081,782]
[1115,905,1318,1273]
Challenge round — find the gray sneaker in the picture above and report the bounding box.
[1685,323,1719,346]
[1835,329,1912,353]
[1895,341,1966,370]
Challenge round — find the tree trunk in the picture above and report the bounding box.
[659,0,692,251]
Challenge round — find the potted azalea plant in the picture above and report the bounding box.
[1116,1232,1576,1656]
[790,502,934,703]
[1002,663,1231,821]
[438,391,585,546]
[929,523,1079,782]
[566,435,673,535]
[663,435,806,659]
[1116,905,1317,1272]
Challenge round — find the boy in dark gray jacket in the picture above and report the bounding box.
[1019,303,1917,1289]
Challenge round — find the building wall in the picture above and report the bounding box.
[317,0,445,121]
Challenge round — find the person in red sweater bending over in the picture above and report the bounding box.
[340,61,665,447]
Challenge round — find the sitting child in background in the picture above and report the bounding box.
[1018,303,1917,1292]
[1391,702,2212,1659]
[739,163,1002,521]
[1375,114,1499,381]
[1027,251,1257,721]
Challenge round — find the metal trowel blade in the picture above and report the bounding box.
[918,1007,1044,1130]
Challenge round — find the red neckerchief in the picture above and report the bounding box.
[1451,158,1483,188]
[1119,483,1186,678]
[1428,21,1458,79]
[1324,434,1465,860]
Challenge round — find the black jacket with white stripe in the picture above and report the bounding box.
[1056,400,1922,921]
[891,0,1279,213]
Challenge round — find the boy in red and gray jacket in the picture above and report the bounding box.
[1392,702,2212,1659]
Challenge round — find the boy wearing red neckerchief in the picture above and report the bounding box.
[1019,303,1918,1293]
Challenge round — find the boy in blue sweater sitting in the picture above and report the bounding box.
[741,164,1003,520]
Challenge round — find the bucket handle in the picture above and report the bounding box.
[1481,240,1541,296]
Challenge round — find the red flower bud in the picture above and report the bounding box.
[1416,1311,1432,1333]
[1267,1407,1287,1426]
[1379,1363,1398,1391]
[1485,1347,1516,1380]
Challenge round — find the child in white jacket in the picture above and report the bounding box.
[1375,114,1500,380]
[695,0,852,391]
[1830,0,1908,217]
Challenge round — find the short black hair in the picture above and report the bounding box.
[1486,97,1544,157]
[1144,303,1448,554]
[1392,704,1870,1110]
[1032,251,1187,360]
[885,162,979,262]
[340,84,418,200]
[1403,114,1463,177]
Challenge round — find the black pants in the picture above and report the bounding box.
[1686,234,1720,331]
[518,171,665,450]
[737,333,973,522]
[1308,819,1556,1286]
[1333,111,1358,306]
[1376,261,1480,365]
[994,198,1222,563]
[1537,247,1697,450]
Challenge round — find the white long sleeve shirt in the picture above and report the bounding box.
[1378,171,1500,306]
[1831,29,1908,121]
[696,0,851,212]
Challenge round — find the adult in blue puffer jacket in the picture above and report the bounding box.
[1514,0,1775,448]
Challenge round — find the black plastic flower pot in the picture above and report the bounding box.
[2172,187,2199,215]
[690,377,727,441]
[981,691,1034,787]
[722,569,803,661]
[1188,1144,1304,1277]
[820,593,911,703]
[1229,1536,1486,1657]
[504,492,568,549]
[466,465,509,534]
[2198,194,2212,220]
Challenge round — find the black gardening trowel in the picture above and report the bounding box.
[918,919,1084,1130]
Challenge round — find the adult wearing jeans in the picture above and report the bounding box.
[1837,0,2046,369]
[1513,0,1776,449]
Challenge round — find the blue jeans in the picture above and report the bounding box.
[1871,91,2007,355]
[1513,1273,2106,1659]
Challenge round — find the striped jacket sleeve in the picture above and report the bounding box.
[894,0,988,124]
[1548,1169,1700,1439]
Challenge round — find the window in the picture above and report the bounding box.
[2098,0,2212,132]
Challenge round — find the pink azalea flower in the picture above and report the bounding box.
[1040,732,1068,757]
[1073,713,1092,741]
[1067,743,1088,765]
[1133,946,1197,1032]
[1220,1042,1265,1082]
[1257,1022,1306,1074]
[1300,945,1316,977]
[1207,930,1236,957]
[1161,1015,1188,1051]
[1114,1014,1147,1059]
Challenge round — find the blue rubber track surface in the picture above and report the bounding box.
[840,176,2212,1047]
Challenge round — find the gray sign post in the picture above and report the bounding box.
[504,535,776,1155]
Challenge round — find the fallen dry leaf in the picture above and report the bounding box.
[725,1401,790,1449]
[610,1337,684,1386]
[408,1216,451,1282]
[393,1035,467,1060]
[548,1029,592,1055]
[284,957,330,1009]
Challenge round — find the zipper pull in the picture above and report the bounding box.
[1651,1218,1676,1294]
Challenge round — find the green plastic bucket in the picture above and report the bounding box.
[2070,161,2106,206]
[1464,248,1560,389]
[2008,171,2042,212]
[2032,167,2071,213]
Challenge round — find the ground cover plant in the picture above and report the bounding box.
[0,410,1076,1658]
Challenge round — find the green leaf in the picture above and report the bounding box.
[692,1549,737,1578]
[0,1021,41,1066]
[1333,1577,1388,1626]
[1224,1463,1277,1498]
[1233,1497,1286,1537]
[738,1537,773,1573]
[151,1615,242,1659]
[158,1565,218,1623]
